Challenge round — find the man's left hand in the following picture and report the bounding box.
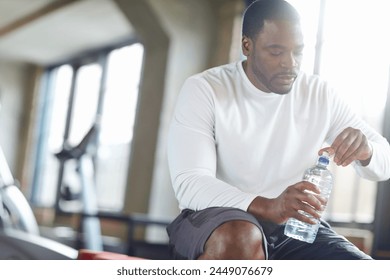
[319,127,372,167]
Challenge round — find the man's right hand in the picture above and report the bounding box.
[247,181,327,224]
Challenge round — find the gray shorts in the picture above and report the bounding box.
[166,207,372,260]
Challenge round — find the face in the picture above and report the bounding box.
[242,20,304,94]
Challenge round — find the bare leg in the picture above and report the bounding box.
[197,220,265,260]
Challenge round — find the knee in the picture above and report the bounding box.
[198,220,265,260]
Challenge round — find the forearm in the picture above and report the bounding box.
[173,171,257,211]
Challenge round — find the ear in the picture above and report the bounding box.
[241,36,252,56]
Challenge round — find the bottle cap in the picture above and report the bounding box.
[319,152,330,166]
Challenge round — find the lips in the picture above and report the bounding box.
[275,73,297,84]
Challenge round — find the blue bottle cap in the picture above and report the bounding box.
[318,156,330,166]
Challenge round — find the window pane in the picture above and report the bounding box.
[287,0,321,74]
[38,65,73,206]
[95,43,144,210]
[68,64,101,146]
[287,1,390,223]
[319,0,390,223]
[33,43,144,211]
[58,63,102,211]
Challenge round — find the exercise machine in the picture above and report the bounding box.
[55,121,172,259]
[0,144,77,259]
[0,146,39,235]
[55,122,103,251]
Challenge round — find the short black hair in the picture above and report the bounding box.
[242,0,300,39]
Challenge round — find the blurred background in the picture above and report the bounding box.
[0,0,389,259]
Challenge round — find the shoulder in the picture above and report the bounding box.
[292,73,350,114]
[186,62,240,87]
[294,72,331,91]
[180,62,240,100]
[292,72,336,100]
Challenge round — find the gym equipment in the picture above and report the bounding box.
[55,122,171,258]
[0,144,78,259]
[0,228,77,259]
[0,146,39,234]
[55,122,103,251]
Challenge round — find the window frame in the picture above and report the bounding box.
[29,38,142,214]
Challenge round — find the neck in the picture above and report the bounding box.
[242,60,272,93]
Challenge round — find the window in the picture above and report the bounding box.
[287,0,390,224]
[31,42,144,212]
[96,44,144,210]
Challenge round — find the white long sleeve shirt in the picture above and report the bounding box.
[168,61,390,211]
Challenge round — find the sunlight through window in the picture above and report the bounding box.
[288,0,390,222]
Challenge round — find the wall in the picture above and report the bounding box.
[372,67,390,259]
[115,0,244,242]
[112,0,218,242]
[146,0,216,219]
[0,60,32,183]
[147,0,244,242]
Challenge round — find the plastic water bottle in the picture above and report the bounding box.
[284,151,333,243]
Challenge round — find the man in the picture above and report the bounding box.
[166,0,390,259]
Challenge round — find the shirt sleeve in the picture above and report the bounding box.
[167,77,257,211]
[326,86,390,181]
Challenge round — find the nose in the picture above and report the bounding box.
[280,52,299,69]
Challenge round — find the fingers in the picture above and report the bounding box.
[331,127,359,166]
[323,127,372,167]
[292,208,320,224]
[318,147,335,157]
[291,200,323,223]
[280,182,327,224]
[294,184,326,220]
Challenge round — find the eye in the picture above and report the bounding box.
[294,47,304,56]
[269,50,283,56]
[294,50,303,56]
